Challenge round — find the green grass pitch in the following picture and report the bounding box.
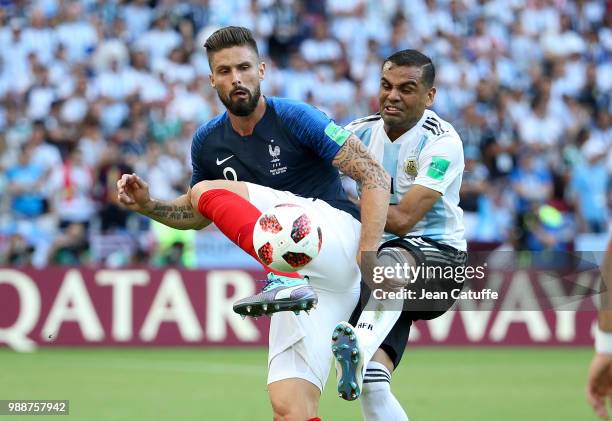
[0,347,597,420]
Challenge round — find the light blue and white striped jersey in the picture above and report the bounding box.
[346,109,467,251]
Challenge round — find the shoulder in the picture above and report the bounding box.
[192,113,227,146]
[418,111,463,160]
[345,114,381,146]
[267,96,326,116]
[421,110,456,137]
[345,113,382,132]
[421,110,462,145]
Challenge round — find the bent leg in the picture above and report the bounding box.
[191,180,299,277]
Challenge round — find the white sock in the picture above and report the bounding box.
[360,361,408,421]
[353,297,402,369]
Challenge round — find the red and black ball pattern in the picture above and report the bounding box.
[257,242,274,265]
[282,251,313,268]
[291,214,311,243]
[259,214,282,233]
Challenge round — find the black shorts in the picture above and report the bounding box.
[349,236,467,368]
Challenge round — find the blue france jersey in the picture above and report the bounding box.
[190,96,360,220]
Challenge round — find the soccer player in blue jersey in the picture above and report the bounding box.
[117,26,390,421]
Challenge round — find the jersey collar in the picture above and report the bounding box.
[381,111,428,144]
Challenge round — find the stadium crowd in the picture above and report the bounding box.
[0,0,610,267]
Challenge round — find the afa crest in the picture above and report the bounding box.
[404,157,418,176]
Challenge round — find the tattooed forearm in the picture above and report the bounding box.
[150,204,195,220]
[333,134,390,253]
[143,194,210,230]
[332,135,390,191]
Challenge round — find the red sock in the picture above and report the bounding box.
[307,418,321,421]
[197,189,300,278]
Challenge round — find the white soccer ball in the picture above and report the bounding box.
[252,203,323,273]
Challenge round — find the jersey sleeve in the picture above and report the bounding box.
[190,127,212,187]
[413,134,464,195]
[273,99,351,162]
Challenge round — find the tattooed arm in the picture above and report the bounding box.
[332,135,391,256]
[117,173,209,230]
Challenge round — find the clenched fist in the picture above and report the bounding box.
[116,173,151,212]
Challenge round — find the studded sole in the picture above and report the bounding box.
[233,296,318,318]
[332,322,363,401]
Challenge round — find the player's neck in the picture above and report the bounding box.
[384,112,424,141]
[228,96,267,136]
[385,122,415,141]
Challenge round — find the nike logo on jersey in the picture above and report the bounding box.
[216,155,235,165]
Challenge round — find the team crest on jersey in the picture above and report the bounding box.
[404,156,418,176]
[268,139,287,175]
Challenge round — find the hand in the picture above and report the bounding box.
[116,173,151,212]
[587,353,612,420]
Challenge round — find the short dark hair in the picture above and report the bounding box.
[383,49,435,88]
[204,26,259,64]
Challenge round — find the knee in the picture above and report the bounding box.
[189,180,211,210]
[190,180,248,210]
[189,180,229,210]
[376,246,415,292]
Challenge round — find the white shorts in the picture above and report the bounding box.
[245,182,362,391]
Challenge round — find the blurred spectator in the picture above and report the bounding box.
[264,0,304,68]
[6,143,46,219]
[480,95,519,179]
[47,222,90,265]
[459,145,490,238]
[28,121,62,176]
[122,0,154,41]
[280,53,317,102]
[519,95,562,153]
[135,13,181,65]
[1,233,35,266]
[56,2,98,62]
[570,128,610,234]
[511,153,553,213]
[94,143,133,233]
[299,18,343,69]
[522,204,572,252]
[46,147,96,228]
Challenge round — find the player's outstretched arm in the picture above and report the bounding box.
[385,184,441,237]
[587,353,612,420]
[332,135,391,256]
[117,173,210,230]
[587,238,612,420]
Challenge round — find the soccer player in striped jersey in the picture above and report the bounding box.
[332,50,467,420]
